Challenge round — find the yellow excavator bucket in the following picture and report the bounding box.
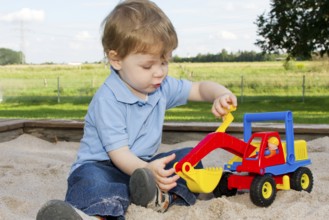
[176,162,223,193]
[175,106,236,193]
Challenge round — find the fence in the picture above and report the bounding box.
[0,62,328,105]
[0,74,327,105]
[239,75,307,103]
[175,63,329,103]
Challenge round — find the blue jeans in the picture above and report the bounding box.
[65,147,202,219]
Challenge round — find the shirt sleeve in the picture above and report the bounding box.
[93,96,129,152]
[161,76,192,109]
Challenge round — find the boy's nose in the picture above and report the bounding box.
[153,67,165,77]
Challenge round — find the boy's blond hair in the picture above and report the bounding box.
[101,0,178,60]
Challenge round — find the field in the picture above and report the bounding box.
[0,61,328,124]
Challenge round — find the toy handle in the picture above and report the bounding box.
[215,106,237,133]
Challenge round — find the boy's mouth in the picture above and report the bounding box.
[153,83,161,88]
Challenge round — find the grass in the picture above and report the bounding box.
[0,61,328,124]
[166,96,329,124]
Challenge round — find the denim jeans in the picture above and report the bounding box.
[65,147,202,219]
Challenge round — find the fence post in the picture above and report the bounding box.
[57,76,60,103]
[302,75,305,103]
[240,75,244,103]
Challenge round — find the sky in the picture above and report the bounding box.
[0,0,271,64]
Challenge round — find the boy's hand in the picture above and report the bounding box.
[211,93,237,118]
[146,153,180,192]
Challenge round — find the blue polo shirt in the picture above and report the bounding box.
[70,68,192,173]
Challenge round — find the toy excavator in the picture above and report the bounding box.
[174,107,313,207]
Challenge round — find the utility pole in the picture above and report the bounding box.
[20,20,26,64]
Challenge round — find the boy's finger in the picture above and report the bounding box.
[157,175,179,191]
[227,93,238,107]
[161,153,176,165]
[158,173,179,184]
[158,181,177,192]
[161,167,176,176]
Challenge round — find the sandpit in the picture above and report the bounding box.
[0,134,328,219]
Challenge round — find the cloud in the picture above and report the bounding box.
[75,31,92,41]
[243,34,252,39]
[224,3,235,11]
[0,8,45,22]
[217,31,237,40]
[69,31,96,50]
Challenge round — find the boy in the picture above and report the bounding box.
[37,0,237,219]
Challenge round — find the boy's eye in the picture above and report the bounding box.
[142,65,152,70]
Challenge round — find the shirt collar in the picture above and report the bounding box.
[105,67,160,107]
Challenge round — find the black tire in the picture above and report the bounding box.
[290,167,313,192]
[250,175,276,207]
[213,172,237,198]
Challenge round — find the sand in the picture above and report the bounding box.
[0,133,328,220]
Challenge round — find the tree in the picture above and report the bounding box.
[255,0,329,60]
[0,48,24,65]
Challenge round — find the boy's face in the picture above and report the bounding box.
[114,52,170,99]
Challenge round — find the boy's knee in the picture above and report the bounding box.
[179,147,194,156]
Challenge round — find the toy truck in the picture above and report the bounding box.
[174,110,313,207]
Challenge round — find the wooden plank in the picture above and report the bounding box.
[1,119,328,135]
[0,119,328,143]
[24,119,84,129]
[163,122,243,132]
[0,119,27,132]
[163,122,329,135]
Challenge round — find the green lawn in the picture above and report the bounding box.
[0,61,328,124]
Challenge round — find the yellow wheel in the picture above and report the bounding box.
[301,173,310,190]
[250,175,276,207]
[262,181,273,199]
[291,167,313,192]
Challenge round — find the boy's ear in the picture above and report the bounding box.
[108,50,122,70]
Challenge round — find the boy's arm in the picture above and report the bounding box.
[108,147,179,191]
[188,81,237,117]
[108,146,147,175]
